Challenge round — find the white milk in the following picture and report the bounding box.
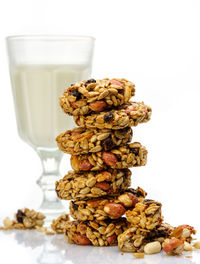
[10,64,90,149]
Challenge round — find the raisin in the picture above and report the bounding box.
[130,148,139,156]
[72,203,79,211]
[85,79,96,86]
[69,89,82,100]
[16,209,26,223]
[70,83,74,86]
[104,112,114,123]
[102,137,114,151]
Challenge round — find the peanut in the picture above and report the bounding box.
[94,182,110,191]
[89,101,107,112]
[102,152,117,167]
[79,160,92,171]
[3,217,13,228]
[110,80,124,87]
[184,242,193,251]
[125,104,137,114]
[106,234,116,245]
[74,234,91,245]
[96,171,112,182]
[193,241,200,249]
[104,203,126,218]
[162,238,184,255]
[118,193,138,208]
[144,241,161,254]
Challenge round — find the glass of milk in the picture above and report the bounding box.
[6,35,95,222]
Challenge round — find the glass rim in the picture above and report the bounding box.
[6,34,95,42]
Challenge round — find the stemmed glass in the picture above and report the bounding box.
[6,35,95,222]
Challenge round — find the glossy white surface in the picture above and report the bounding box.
[0,230,200,264]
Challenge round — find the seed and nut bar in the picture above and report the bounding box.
[74,101,152,130]
[0,208,45,230]
[118,223,172,253]
[64,218,129,246]
[56,126,133,155]
[69,187,147,221]
[60,78,135,116]
[51,214,70,234]
[55,169,131,200]
[70,142,147,172]
[126,199,162,230]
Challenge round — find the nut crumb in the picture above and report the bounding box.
[133,253,145,258]
[193,241,200,249]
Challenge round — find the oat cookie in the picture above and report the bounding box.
[56,126,133,155]
[69,187,147,221]
[74,101,152,130]
[70,142,147,172]
[60,78,135,116]
[56,169,131,200]
[64,218,129,246]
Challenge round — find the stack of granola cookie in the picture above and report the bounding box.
[55,78,154,246]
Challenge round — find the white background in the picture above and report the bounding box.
[0,0,200,263]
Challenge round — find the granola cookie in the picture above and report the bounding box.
[74,102,152,130]
[60,78,135,116]
[64,218,129,246]
[70,142,147,172]
[56,126,133,155]
[69,187,147,221]
[55,169,131,200]
[126,199,162,230]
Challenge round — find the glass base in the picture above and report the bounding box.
[38,190,66,226]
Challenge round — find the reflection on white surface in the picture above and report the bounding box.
[0,230,200,264]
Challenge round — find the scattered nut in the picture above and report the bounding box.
[162,238,184,255]
[144,241,161,254]
[184,242,193,251]
[133,253,145,258]
[3,217,13,228]
[193,241,200,249]
[104,202,126,218]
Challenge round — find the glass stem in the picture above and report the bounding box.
[36,148,66,223]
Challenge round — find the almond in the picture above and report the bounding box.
[102,152,117,167]
[79,160,92,171]
[89,101,107,112]
[94,182,110,191]
[106,234,116,245]
[110,80,124,87]
[74,234,91,245]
